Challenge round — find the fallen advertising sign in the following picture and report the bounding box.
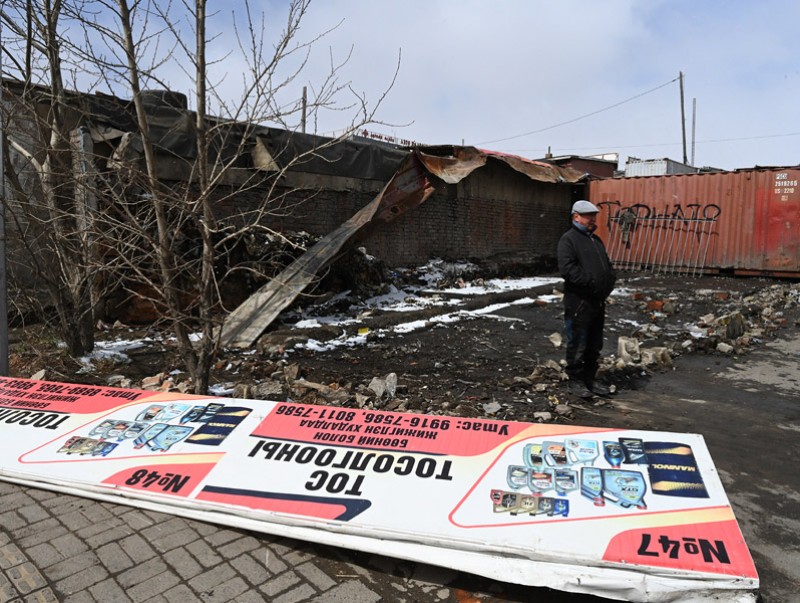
[0,377,758,602]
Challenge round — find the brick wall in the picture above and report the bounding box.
[237,161,580,267]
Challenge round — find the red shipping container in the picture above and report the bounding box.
[587,167,800,277]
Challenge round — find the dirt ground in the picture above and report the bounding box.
[262,272,800,424]
[13,271,797,415]
[274,270,800,603]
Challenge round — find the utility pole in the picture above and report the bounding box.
[301,86,307,134]
[691,97,697,167]
[679,71,687,164]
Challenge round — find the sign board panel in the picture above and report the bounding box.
[0,377,758,602]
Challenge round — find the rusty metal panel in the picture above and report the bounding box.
[587,167,800,276]
[417,147,585,184]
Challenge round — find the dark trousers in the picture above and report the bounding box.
[563,293,606,384]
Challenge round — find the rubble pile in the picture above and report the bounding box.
[624,281,798,359]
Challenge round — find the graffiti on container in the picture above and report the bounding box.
[595,201,721,276]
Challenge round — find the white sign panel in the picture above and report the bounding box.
[0,377,758,602]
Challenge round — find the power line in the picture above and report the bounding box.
[476,76,681,146]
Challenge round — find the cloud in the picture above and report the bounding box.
[287,0,800,170]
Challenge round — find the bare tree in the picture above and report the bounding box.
[0,0,98,355]
[1,0,398,391]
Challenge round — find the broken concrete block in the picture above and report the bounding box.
[716,342,734,354]
[283,363,300,382]
[107,374,133,388]
[368,372,398,399]
[292,379,350,404]
[256,381,285,398]
[617,336,641,364]
[548,332,563,348]
[641,347,672,368]
[483,401,501,415]
[141,373,166,390]
[699,313,716,326]
[545,359,562,371]
[533,411,553,422]
[367,377,386,398]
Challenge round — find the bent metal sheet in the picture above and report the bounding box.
[0,377,758,602]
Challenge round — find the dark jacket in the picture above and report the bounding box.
[557,224,616,303]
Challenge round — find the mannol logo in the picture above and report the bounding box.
[650,463,697,472]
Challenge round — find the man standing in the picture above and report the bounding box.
[557,200,617,398]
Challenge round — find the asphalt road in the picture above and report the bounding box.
[606,333,800,603]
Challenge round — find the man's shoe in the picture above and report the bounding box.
[568,381,594,399]
[587,382,611,397]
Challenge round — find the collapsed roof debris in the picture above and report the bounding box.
[219,147,584,348]
[218,152,435,348]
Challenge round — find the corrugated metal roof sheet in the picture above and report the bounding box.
[417,146,585,184]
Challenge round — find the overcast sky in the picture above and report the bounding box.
[251,0,800,171]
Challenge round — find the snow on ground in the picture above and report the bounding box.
[79,261,567,367]
[291,271,564,353]
[429,276,561,296]
[77,337,156,372]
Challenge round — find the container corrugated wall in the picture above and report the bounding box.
[624,158,697,177]
[624,159,669,177]
[587,167,800,276]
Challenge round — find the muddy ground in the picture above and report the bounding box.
[253,272,800,425]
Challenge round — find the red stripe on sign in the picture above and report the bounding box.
[103,462,216,498]
[603,519,758,578]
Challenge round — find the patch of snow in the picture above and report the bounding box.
[208,383,235,396]
[295,318,323,329]
[292,291,554,354]
[77,337,154,372]
[430,276,561,296]
[610,287,634,297]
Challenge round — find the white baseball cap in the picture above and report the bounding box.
[571,200,600,214]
